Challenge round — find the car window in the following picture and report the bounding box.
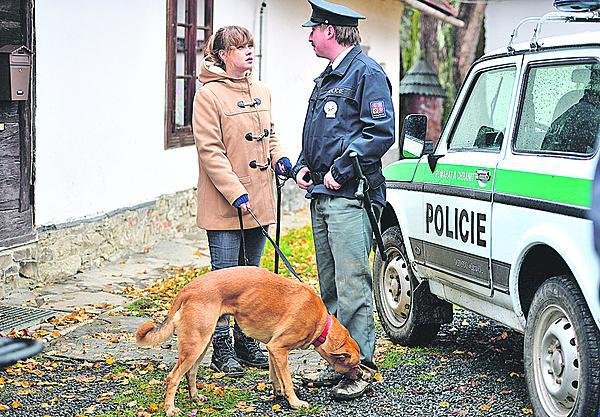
[514,62,600,156]
[448,67,516,152]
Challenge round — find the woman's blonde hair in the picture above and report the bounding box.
[203,26,254,69]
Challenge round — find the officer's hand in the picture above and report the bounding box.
[296,166,312,190]
[324,171,341,190]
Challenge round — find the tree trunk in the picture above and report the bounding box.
[420,13,439,73]
[453,3,487,91]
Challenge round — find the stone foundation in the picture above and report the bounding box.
[0,183,308,295]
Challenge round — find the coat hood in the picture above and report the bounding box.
[198,58,253,85]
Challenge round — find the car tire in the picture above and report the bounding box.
[373,225,450,346]
[524,275,600,417]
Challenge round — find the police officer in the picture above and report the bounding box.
[293,0,395,400]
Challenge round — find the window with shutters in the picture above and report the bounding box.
[165,0,213,149]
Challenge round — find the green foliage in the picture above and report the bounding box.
[261,225,320,290]
[400,8,420,75]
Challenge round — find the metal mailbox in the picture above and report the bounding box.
[0,45,32,101]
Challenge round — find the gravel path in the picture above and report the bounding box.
[0,309,531,417]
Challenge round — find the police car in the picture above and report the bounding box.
[375,4,600,417]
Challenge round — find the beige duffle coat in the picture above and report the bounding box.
[192,60,285,230]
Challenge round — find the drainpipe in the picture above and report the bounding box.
[258,1,267,80]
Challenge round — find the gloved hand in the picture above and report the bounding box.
[275,157,292,176]
[232,194,249,208]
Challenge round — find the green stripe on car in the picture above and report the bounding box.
[384,162,592,207]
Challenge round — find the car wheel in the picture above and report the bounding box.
[524,275,600,417]
[373,225,449,346]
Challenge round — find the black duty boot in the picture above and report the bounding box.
[210,334,244,377]
[233,327,269,369]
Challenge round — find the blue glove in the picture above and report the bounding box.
[275,157,292,176]
[232,194,249,208]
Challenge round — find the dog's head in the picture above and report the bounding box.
[314,315,361,379]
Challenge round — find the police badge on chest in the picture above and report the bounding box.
[324,100,338,118]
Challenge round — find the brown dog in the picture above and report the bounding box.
[135,266,362,416]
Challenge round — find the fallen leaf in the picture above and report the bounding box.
[439,401,450,407]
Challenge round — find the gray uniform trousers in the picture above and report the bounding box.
[310,195,376,363]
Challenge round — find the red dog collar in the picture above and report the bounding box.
[313,314,332,347]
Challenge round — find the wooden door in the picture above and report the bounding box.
[0,0,33,248]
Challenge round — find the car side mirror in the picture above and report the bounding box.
[399,114,431,159]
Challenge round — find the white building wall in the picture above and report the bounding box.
[485,0,599,52]
[34,0,401,226]
[35,0,196,225]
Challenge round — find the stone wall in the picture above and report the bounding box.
[0,184,308,295]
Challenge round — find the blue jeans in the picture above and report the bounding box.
[207,227,267,337]
[310,196,376,362]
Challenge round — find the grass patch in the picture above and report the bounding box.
[388,386,406,394]
[376,345,443,369]
[95,364,259,417]
[417,371,438,382]
[125,297,161,316]
[261,225,319,290]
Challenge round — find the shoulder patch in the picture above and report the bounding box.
[370,100,386,119]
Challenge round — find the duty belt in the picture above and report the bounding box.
[308,166,384,189]
[309,171,327,184]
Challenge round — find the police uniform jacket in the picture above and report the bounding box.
[294,44,395,205]
[193,59,285,230]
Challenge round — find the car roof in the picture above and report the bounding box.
[483,31,600,61]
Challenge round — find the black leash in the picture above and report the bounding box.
[237,207,248,266]
[350,152,387,262]
[274,174,282,274]
[246,206,303,282]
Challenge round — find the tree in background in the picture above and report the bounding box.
[400,0,487,124]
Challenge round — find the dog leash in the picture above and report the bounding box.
[246,207,304,282]
[237,207,249,266]
[274,174,283,274]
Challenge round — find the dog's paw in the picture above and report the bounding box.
[165,406,181,416]
[289,399,310,409]
[191,393,208,403]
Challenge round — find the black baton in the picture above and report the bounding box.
[350,152,387,262]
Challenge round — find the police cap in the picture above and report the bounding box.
[302,0,366,28]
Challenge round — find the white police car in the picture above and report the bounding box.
[375,5,600,417]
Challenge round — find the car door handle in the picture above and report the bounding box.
[476,169,491,182]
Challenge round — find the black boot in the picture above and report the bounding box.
[233,325,269,369]
[210,334,244,377]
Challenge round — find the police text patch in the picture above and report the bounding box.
[370,100,386,119]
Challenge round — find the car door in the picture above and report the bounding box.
[413,58,520,297]
[492,52,600,308]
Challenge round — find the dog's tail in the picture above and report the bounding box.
[135,295,183,346]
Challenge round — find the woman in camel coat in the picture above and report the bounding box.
[192,26,291,376]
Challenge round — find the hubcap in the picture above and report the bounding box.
[532,305,580,416]
[379,247,411,328]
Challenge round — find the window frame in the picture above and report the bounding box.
[164,0,213,149]
[446,64,517,154]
